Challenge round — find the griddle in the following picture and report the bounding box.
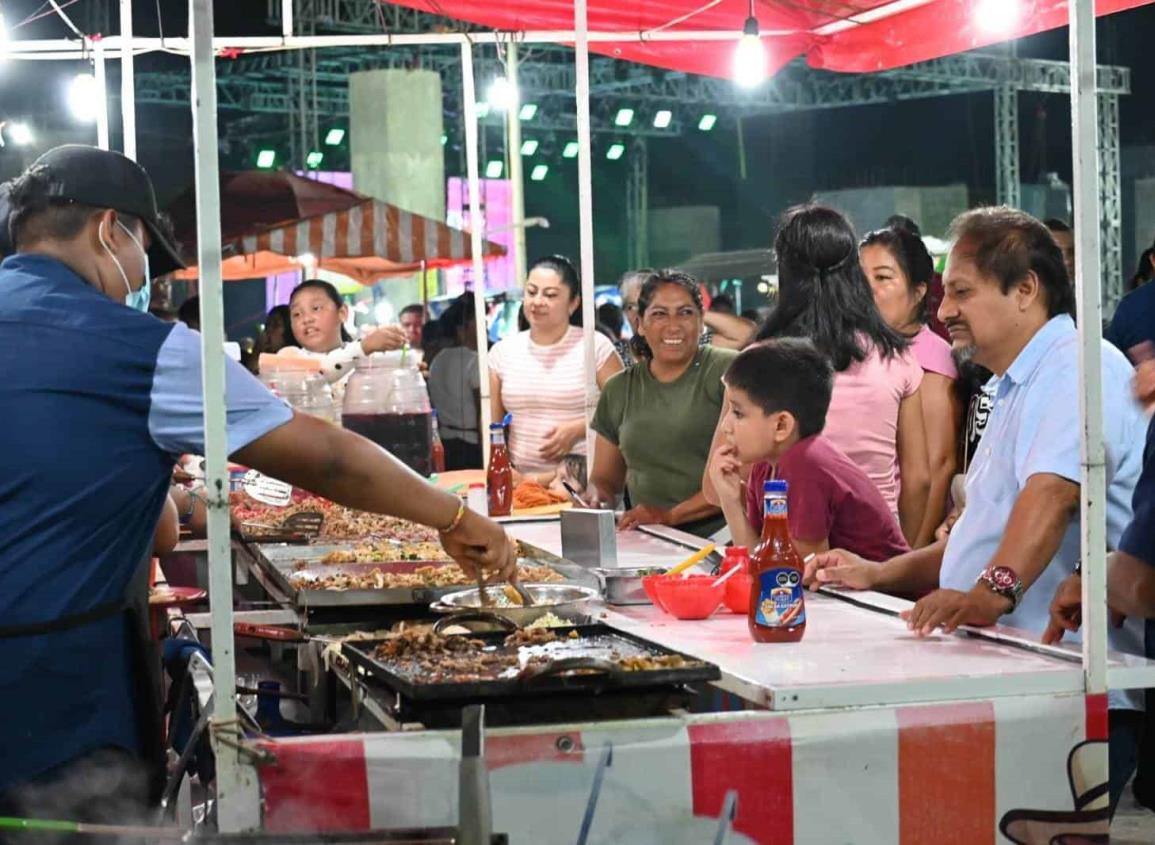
[343,624,720,701]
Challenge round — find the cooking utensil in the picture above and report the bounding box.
[664,543,717,578]
[561,480,591,509]
[430,584,599,627]
[711,565,744,589]
[509,579,536,607]
[594,567,666,605]
[432,611,519,635]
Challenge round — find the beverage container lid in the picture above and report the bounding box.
[763,480,788,495]
[489,423,505,431]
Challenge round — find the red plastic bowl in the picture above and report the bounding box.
[642,574,669,612]
[653,575,724,620]
[723,572,753,614]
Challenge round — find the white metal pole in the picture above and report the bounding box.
[93,39,110,150]
[281,0,293,38]
[506,42,528,290]
[462,41,493,464]
[575,0,598,462]
[1070,0,1109,747]
[119,0,136,160]
[189,0,259,831]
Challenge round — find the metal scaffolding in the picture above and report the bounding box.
[995,86,1021,210]
[1098,92,1123,309]
[625,138,649,270]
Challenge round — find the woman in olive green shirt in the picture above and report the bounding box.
[590,271,735,538]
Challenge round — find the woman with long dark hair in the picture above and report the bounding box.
[861,223,961,547]
[489,256,623,477]
[589,270,732,536]
[713,205,930,544]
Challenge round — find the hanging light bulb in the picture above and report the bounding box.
[732,3,767,89]
[486,77,517,111]
[975,0,1021,36]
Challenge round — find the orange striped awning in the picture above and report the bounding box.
[174,197,505,285]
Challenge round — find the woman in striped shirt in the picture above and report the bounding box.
[488,256,624,477]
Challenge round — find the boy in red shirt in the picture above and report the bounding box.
[706,338,909,561]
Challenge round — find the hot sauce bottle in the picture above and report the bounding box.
[749,480,806,643]
[486,423,513,517]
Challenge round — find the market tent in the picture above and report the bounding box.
[385,0,1153,78]
[168,171,505,284]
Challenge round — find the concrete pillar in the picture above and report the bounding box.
[350,69,445,309]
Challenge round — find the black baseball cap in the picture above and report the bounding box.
[29,145,185,276]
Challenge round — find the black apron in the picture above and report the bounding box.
[0,552,167,804]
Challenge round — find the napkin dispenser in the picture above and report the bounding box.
[560,508,618,569]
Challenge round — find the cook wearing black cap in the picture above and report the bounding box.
[0,146,518,824]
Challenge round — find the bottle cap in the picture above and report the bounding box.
[489,422,505,431]
[763,480,788,495]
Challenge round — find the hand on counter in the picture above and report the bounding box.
[900,585,1010,637]
[804,549,877,591]
[1041,572,1126,645]
[617,504,672,531]
[439,509,518,583]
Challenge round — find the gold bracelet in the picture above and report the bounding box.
[439,500,467,535]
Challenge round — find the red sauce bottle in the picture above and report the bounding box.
[486,423,513,517]
[430,410,447,474]
[748,480,806,643]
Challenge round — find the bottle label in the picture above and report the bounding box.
[754,568,806,628]
[764,495,788,518]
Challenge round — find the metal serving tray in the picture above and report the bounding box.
[342,624,720,702]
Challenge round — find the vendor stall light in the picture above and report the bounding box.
[7,123,33,146]
[256,148,276,168]
[975,0,1021,35]
[67,73,101,123]
[520,139,539,157]
[614,108,635,128]
[530,164,549,181]
[485,160,504,179]
[606,143,625,161]
[324,128,345,146]
[295,252,316,267]
[306,150,324,169]
[653,110,673,129]
[732,6,767,89]
[698,114,718,131]
[486,77,517,112]
[519,103,538,121]
[562,141,580,159]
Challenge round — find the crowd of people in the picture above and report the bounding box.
[7,140,1155,828]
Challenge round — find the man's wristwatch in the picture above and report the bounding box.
[976,565,1024,612]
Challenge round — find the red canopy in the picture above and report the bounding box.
[384,0,1152,78]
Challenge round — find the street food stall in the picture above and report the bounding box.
[8,0,1155,842]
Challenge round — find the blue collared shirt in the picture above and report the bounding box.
[940,315,1148,708]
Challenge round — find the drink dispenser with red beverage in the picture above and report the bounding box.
[342,351,434,476]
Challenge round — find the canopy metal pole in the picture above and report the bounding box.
[119,0,136,160]
[189,0,259,831]
[506,42,528,290]
[1070,0,1109,795]
[462,40,493,464]
[93,39,110,150]
[576,0,598,461]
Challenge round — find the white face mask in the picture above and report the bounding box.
[98,219,151,312]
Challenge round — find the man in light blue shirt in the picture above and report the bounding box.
[808,206,1147,810]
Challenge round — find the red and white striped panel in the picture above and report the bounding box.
[259,693,1092,844]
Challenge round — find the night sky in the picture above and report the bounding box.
[1,0,1153,280]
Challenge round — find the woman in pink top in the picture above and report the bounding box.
[742,205,930,546]
[489,256,623,477]
[861,222,961,547]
